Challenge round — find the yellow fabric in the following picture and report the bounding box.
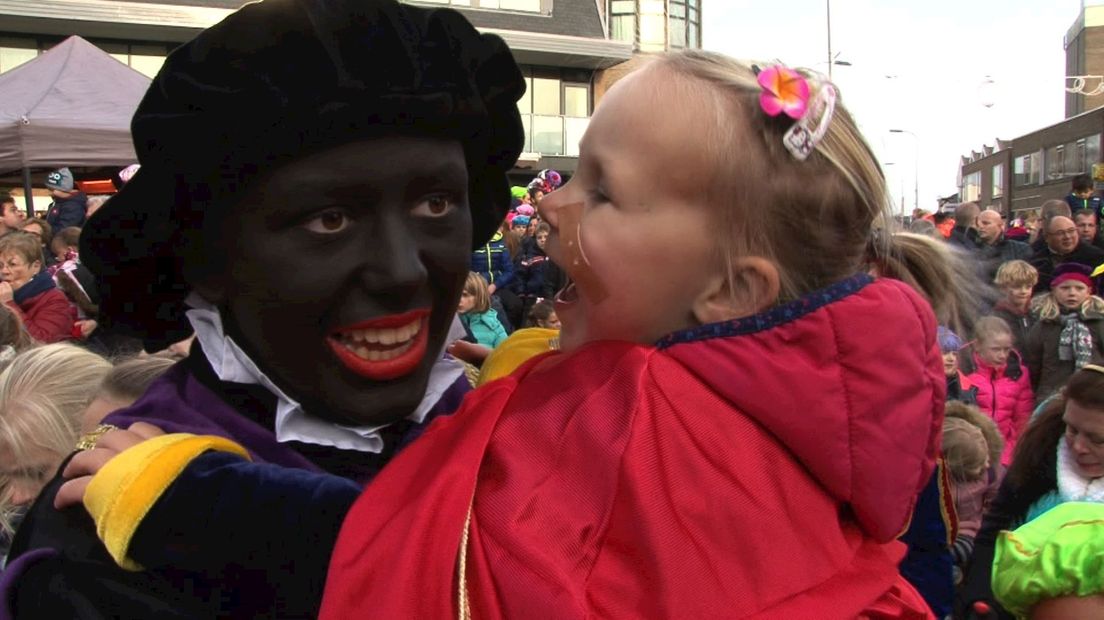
[992,502,1104,619]
[476,327,559,387]
[83,433,251,571]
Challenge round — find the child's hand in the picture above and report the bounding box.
[55,422,166,509]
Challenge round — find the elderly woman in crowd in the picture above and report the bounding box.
[0,233,73,343]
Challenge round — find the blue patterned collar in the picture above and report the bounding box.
[656,273,874,349]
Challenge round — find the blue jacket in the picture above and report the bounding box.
[510,237,556,298]
[470,231,514,290]
[1066,192,1103,219]
[45,192,87,230]
[460,309,508,348]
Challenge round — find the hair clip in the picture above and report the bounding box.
[783,82,837,161]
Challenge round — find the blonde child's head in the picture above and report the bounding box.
[459,272,490,315]
[1036,263,1104,320]
[994,260,1037,310]
[943,416,990,483]
[944,400,1004,470]
[974,316,1014,368]
[538,50,968,350]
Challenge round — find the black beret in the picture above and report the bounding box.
[82,0,525,347]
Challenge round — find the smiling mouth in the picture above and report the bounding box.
[326,310,430,381]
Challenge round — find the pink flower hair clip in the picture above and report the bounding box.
[754,64,838,161]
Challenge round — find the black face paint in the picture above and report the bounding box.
[216,137,471,426]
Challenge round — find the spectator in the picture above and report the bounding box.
[907,217,939,238]
[0,344,112,563]
[959,316,1034,467]
[43,168,87,229]
[948,202,981,251]
[975,209,1031,281]
[960,366,1104,618]
[989,260,1038,353]
[511,221,556,323]
[1064,173,1102,219]
[0,194,24,237]
[1024,263,1104,403]
[527,299,560,330]
[940,325,978,404]
[942,411,1000,584]
[1030,215,1104,292]
[3,0,525,616]
[458,272,508,348]
[1030,200,1073,254]
[1074,207,1104,251]
[0,232,73,343]
[0,304,35,372]
[1004,216,1029,242]
[18,218,54,269]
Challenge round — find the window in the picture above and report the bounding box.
[668,0,702,49]
[638,0,666,51]
[962,171,981,202]
[532,77,561,115]
[1087,134,1102,170]
[1046,145,1064,181]
[407,0,544,11]
[1014,152,1041,187]
[563,84,589,117]
[610,0,636,44]
[515,69,591,156]
[0,36,37,73]
[992,164,1003,197]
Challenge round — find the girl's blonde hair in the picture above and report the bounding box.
[942,416,989,483]
[463,272,491,313]
[974,315,1012,345]
[994,260,1038,289]
[944,400,1003,469]
[1034,290,1104,321]
[652,51,978,328]
[0,344,112,535]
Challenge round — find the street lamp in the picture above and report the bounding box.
[889,129,919,213]
[883,162,906,218]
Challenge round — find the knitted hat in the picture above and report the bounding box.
[937,326,963,354]
[514,204,535,217]
[511,215,531,227]
[45,167,74,192]
[80,0,525,349]
[1051,262,1094,290]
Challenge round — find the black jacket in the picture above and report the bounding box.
[45,192,87,230]
[1029,242,1104,292]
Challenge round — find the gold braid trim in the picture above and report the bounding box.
[457,500,474,620]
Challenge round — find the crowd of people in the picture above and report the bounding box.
[0,0,1103,618]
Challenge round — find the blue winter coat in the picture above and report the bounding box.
[460,309,508,348]
[470,232,514,290]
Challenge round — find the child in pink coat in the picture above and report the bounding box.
[961,315,1034,467]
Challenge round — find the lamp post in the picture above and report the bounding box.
[883,162,906,219]
[826,0,833,79]
[889,129,919,213]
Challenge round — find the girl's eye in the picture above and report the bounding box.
[303,210,350,234]
[412,194,458,219]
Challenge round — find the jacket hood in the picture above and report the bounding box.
[661,275,944,542]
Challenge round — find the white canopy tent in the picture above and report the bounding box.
[0,36,150,211]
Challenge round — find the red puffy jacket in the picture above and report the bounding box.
[6,288,74,343]
[964,351,1033,467]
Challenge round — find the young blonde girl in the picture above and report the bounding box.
[458,272,508,349]
[960,316,1034,466]
[942,402,1003,582]
[990,259,1038,353]
[1025,262,1104,403]
[61,50,962,618]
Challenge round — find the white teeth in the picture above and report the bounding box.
[338,318,421,347]
[379,330,397,346]
[344,338,415,362]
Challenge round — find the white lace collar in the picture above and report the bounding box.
[1057,440,1104,503]
[185,292,465,454]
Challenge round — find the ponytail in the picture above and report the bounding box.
[866,231,984,338]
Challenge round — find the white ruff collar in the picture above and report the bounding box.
[185,292,465,454]
[1057,440,1104,503]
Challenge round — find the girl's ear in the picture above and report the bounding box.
[692,256,780,324]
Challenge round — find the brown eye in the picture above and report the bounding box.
[412,194,457,219]
[304,210,350,234]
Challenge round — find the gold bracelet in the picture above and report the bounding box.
[75,423,119,451]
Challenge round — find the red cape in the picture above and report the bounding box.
[321,278,940,619]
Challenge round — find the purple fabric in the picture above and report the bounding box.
[0,548,57,620]
[102,363,324,472]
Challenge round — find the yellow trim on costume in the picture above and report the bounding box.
[83,433,251,571]
[476,327,559,387]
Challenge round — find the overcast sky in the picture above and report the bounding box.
[703,0,1079,214]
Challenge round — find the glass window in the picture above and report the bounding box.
[1014,152,1041,187]
[669,17,686,48]
[532,77,561,115]
[688,22,699,47]
[517,76,533,114]
[611,15,635,43]
[1045,145,1064,181]
[1088,134,1102,169]
[639,14,666,50]
[499,0,540,10]
[1066,140,1083,176]
[962,171,981,202]
[670,1,686,18]
[992,164,1003,197]
[610,0,635,11]
[563,84,588,117]
[640,0,663,12]
[565,117,589,157]
[0,36,37,73]
[520,113,532,152]
[129,44,167,78]
[532,115,564,155]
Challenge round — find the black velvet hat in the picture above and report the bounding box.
[81,0,525,348]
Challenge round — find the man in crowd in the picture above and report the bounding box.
[1030,215,1104,291]
[975,209,1032,281]
[43,167,88,230]
[948,202,980,251]
[0,193,25,236]
[1074,208,1104,252]
[1031,200,1074,254]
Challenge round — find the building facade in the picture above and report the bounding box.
[1065,0,1104,118]
[0,0,644,177]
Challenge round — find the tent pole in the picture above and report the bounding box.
[22,168,34,217]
